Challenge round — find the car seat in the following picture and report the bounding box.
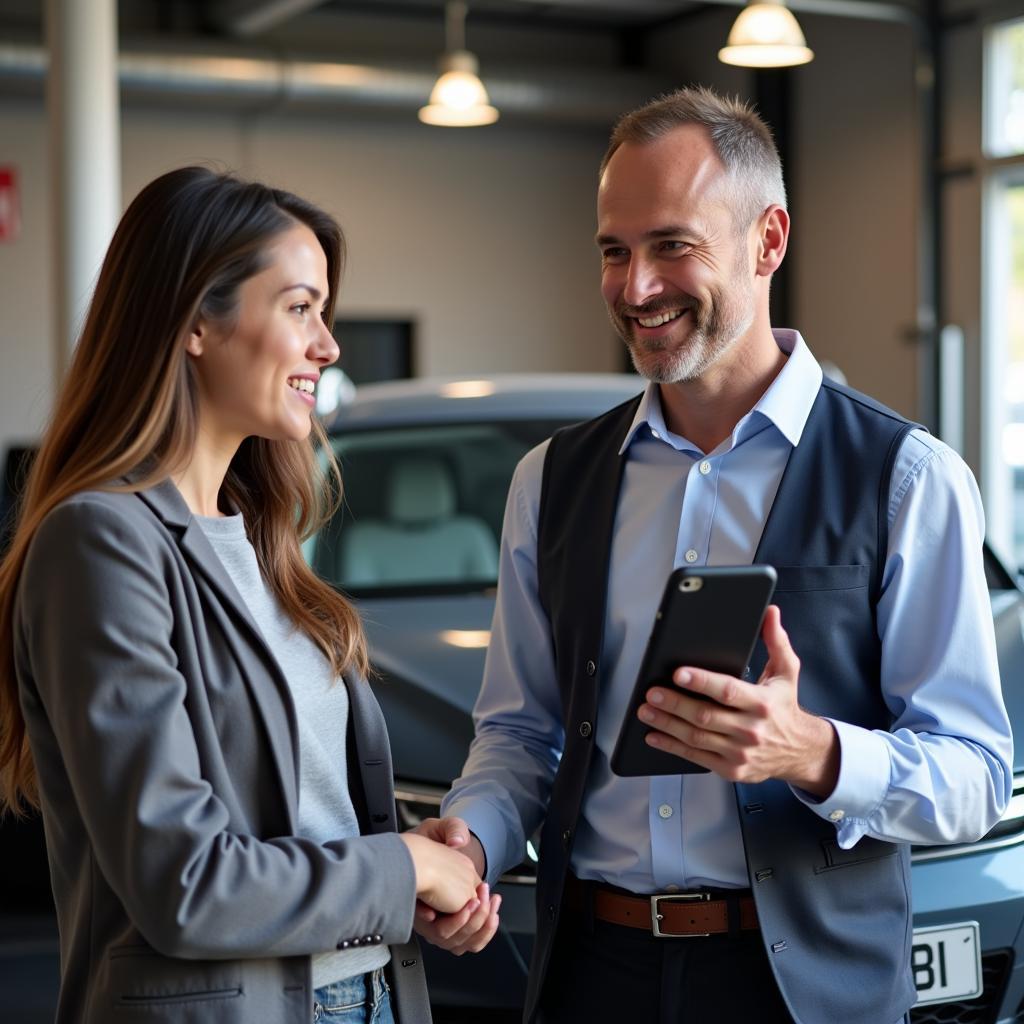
[339,456,499,586]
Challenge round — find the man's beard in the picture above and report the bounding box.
[612,278,754,385]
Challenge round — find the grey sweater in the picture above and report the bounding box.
[197,513,390,987]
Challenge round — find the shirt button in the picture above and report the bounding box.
[658,804,674,819]
[665,884,680,893]
[684,549,698,563]
[651,428,661,439]
[699,460,711,475]
[828,809,846,822]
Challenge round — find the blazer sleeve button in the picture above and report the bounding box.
[337,940,351,950]
[351,938,362,947]
[374,935,382,943]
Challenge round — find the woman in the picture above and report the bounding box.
[0,167,497,1023]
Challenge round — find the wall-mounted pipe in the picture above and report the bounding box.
[0,42,670,125]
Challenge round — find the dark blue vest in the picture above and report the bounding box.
[529,379,919,1024]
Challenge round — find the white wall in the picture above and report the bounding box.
[0,100,618,458]
[789,12,921,420]
[0,103,53,449]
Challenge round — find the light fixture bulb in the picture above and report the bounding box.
[718,0,814,68]
[418,4,499,127]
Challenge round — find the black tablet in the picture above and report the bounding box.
[610,565,777,777]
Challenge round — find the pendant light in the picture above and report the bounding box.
[718,0,814,69]
[418,1,499,127]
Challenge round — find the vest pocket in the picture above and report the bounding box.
[815,836,899,872]
[772,564,868,593]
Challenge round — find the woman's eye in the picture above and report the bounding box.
[291,302,311,316]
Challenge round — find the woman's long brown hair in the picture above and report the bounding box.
[0,166,368,813]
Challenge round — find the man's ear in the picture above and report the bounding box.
[755,205,790,278]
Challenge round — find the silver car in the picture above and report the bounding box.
[311,373,1024,1023]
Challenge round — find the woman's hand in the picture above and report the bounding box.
[413,882,501,955]
[398,832,481,914]
[403,818,501,954]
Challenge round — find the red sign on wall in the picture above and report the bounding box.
[0,168,20,242]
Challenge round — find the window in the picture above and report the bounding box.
[983,18,1024,567]
[309,419,565,594]
[986,17,1024,158]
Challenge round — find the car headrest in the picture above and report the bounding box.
[387,458,456,524]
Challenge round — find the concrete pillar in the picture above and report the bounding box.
[46,0,121,380]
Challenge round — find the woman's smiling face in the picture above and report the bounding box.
[187,221,340,449]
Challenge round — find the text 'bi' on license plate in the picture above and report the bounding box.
[912,922,982,1008]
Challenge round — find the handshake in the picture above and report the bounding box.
[398,817,501,956]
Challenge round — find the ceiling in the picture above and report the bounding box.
[0,0,969,126]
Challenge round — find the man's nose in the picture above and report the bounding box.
[622,257,663,308]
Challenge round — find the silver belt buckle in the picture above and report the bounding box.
[650,891,711,938]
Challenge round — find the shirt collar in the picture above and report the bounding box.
[618,328,823,455]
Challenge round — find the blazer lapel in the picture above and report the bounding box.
[135,479,300,828]
[344,676,398,834]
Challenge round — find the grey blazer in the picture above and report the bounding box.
[14,480,432,1023]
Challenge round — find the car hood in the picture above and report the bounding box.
[992,590,1024,774]
[357,590,1024,781]
[357,593,492,784]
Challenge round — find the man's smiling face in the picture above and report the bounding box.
[597,125,758,384]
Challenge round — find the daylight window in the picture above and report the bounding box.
[983,18,1024,567]
[986,17,1024,157]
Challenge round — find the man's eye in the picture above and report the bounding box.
[659,240,688,253]
[602,247,628,262]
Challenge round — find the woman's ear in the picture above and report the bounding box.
[185,320,205,357]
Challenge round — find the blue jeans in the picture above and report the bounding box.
[313,967,394,1023]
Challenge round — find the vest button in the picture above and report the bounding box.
[579,721,592,738]
[585,659,597,676]
[548,904,556,921]
[562,828,571,846]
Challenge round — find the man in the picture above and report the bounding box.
[415,87,1013,1024]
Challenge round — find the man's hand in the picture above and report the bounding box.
[411,816,487,878]
[408,816,499,954]
[637,605,840,795]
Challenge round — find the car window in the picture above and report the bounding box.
[310,420,567,595]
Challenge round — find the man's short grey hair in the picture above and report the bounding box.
[601,86,787,229]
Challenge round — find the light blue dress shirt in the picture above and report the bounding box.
[442,330,1013,892]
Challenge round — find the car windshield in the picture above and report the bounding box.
[310,419,568,595]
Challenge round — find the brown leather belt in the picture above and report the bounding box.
[566,875,758,938]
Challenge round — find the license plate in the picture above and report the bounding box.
[912,922,982,1007]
